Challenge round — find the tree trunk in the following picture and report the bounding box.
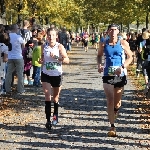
[146,12,149,29]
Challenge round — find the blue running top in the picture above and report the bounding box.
[103,39,126,76]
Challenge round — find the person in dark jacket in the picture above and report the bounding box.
[129,34,137,64]
[58,27,69,50]
[136,28,147,77]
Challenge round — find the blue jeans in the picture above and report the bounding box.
[33,66,41,86]
[67,42,71,51]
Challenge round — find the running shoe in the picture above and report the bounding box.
[108,127,116,137]
[24,80,28,85]
[28,80,33,85]
[52,114,58,125]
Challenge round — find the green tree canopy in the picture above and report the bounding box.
[4,0,150,29]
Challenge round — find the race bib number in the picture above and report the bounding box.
[148,55,150,61]
[108,66,119,76]
[45,62,61,70]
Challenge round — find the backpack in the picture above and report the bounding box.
[20,29,26,38]
[20,29,31,44]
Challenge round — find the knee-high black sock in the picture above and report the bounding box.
[54,102,59,114]
[45,101,51,122]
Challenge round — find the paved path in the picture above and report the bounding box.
[0,45,149,150]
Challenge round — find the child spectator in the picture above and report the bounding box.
[0,33,9,94]
[32,29,43,87]
[22,40,33,85]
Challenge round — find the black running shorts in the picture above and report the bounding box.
[102,76,127,88]
[41,72,62,87]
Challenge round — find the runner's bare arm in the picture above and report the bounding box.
[121,40,133,68]
[97,42,104,67]
[58,44,69,64]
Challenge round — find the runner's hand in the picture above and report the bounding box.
[98,66,104,73]
[50,52,59,60]
[115,67,123,76]
[39,58,43,64]
[50,52,54,58]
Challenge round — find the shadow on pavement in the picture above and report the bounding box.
[0,88,148,149]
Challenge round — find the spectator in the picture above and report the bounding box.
[32,29,43,87]
[66,31,71,51]
[22,40,33,85]
[20,20,32,44]
[136,28,147,77]
[100,31,108,43]
[94,32,99,51]
[0,33,9,94]
[5,24,25,95]
[129,34,137,64]
[58,27,69,50]
[83,32,89,52]
[31,28,38,47]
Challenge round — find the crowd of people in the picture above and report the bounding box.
[0,20,149,136]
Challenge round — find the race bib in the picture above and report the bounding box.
[148,55,150,61]
[108,66,119,76]
[44,62,61,70]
